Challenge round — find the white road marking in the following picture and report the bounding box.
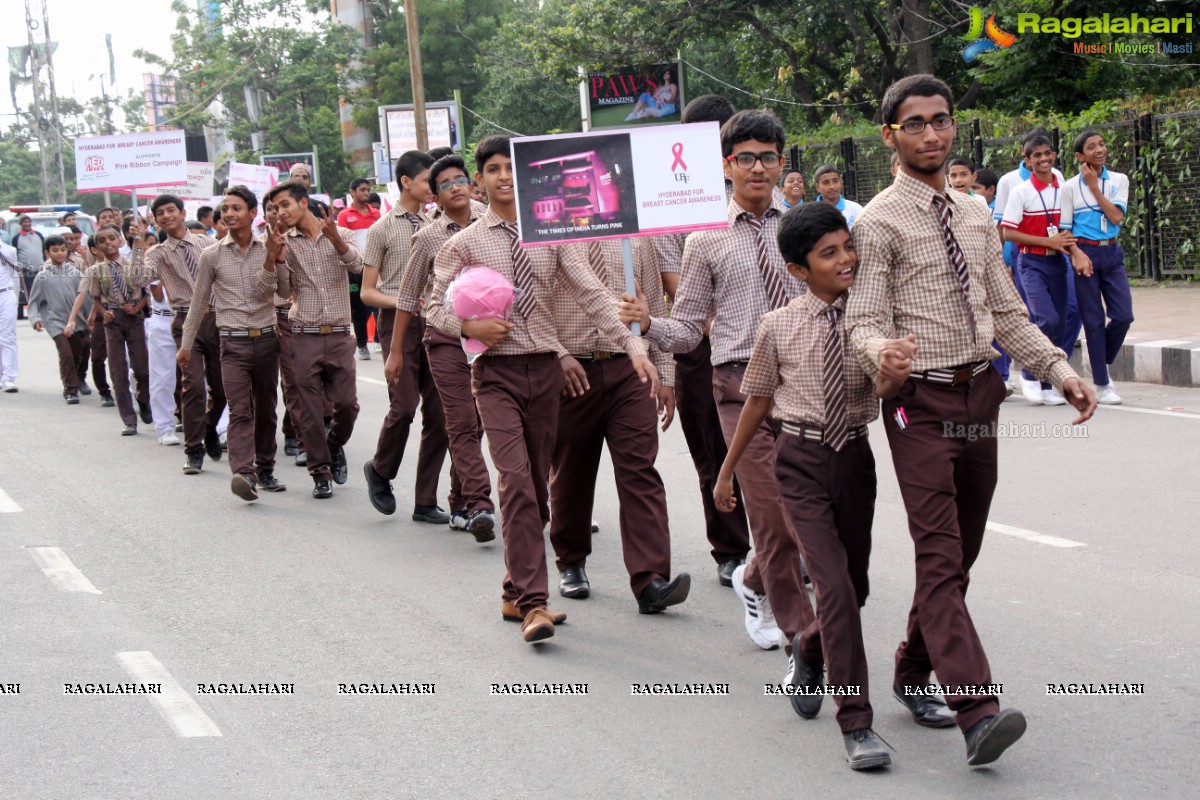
[987,522,1085,549]
[1097,405,1200,420]
[27,547,102,594]
[0,487,22,513]
[358,375,388,386]
[116,651,221,738]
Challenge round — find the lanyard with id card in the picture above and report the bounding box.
[1036,184,1059,239]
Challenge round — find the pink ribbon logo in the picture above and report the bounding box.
[670,142,687,172]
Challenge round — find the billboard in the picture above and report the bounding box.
[585,62,684,130]
[378,100,462,165]
[74,130,188,193]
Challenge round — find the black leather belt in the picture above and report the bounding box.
[715,360,749,369]
[219,325,275,338]
[572,351,626,361]
[780,422,868,444]
[911,360,989,386]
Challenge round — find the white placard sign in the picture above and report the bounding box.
[136,162,215,201]
[75,130,188,193]
[228,162,280,199]
[510,121,726,247]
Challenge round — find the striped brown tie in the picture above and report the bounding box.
[742,213,787,310]
[499,222,537,319]
[931,193,977,337]
[109,261,130,303]
[586,240,607,281]
[822,306,848,452]
[181,239,199,280]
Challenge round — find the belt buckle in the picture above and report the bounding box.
[592,350,613,361]
[953,366,971,385]
[248,328,262,338]
[318,324,332,335]
[1099,239,1111,247]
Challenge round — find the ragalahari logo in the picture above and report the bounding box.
[962,7,1017,62]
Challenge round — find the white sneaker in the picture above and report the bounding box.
[1,380,16,393]
[1095,384,1122,405]
[1042,388,1067,406]
[158,431,181,446]
[731,563,781,650]
[373,342,382,353]
[1021,376,1042,405]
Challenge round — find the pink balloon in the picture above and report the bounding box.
[446,266,515,353]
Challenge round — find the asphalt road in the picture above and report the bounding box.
[1,323,1197,799]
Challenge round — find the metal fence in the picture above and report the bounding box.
[786,111,1200,279]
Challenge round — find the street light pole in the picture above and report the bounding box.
[404,0,427,151]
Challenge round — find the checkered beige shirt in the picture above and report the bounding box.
[645,196,805,366]
[742,293,876,427]
[180,235,283,350]
[129,232,215,309]
[84,257,136,306]
[847,170,1078,390]
[280,227,362,327]
[551,238,674,387]
[395,209,482,315]
[362,206,429,296]
[426,208,647,360]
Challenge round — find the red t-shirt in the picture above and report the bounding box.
[336,205,381,230]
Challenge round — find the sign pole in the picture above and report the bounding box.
[620,238,640,337]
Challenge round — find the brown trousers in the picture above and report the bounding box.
[427,328,489,512]
[675,336,751,563]
[104,310,150,427]
[52,331,89,393]
[883,367,1004,732]
[713,363,816,652]
[219,333,280,477]
[275,310,305,450]
[171,311,226,455]
[472,353,563,617]
[373,309,450,506]
[549,357,671,597]
[89,314,110,393]
[776,432,876,733]
[290,330,359,481]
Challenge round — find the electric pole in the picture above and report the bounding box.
[404,0,427,151]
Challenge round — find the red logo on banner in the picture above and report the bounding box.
[85,156,106,172]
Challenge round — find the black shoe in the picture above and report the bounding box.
[843,729,892,770]
[788,633,825,719]
[637,573,691,614]
[284,437,298,457]
[412,504,450,523]
[363,460,396,515]
[330,444,348,485]
[591,520,600,533]
[65,393,80,405]
[465,509,496,543]
[121,424,137,436]
[174,420,183,432]
[205,427,222,460]
[78,381,92,396]
[100,393,115,408]
[893,683,957,728]
[295,450,307,467]
[964,709,1026,766]
[312,478,334,499]
[257,471,286,492]
[231,473,258,502]
[183,451,203,475]
[138,402,153,425]
[717,558,744,587]
[559,567,591,599]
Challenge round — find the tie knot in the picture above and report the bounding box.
[406,212,422,226]
[825,306,842,323]
[500,221,520,240]
[932,192,947,208]
[742,213,763,230]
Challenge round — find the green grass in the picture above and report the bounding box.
[589,102,681,130]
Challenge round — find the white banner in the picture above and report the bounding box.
[228,162,280,199]
[75,130,188,193]
[136,162,215,201]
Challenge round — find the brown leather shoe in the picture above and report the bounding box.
[502,600,566,624]
[521,607,556,643]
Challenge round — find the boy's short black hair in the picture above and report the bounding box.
[1022,134,1054,157]
[212,208,222,224]
[185,220,206,232]
[367,192,381,207]
[681,94,736,127]
[349,177,371,192]
[474,135,511,172]
[719,109,785,158]
[1021,126,1051,148]
[44,234,67,250]
[87,233,98,249]
[395,150,435,182]
[814,165,841,183]
[430,154,469,191]
[66,224,82,235]
[777,202,849,268]
[158,229,169,244]
[879,74,954,126]
[783,168,803,180]
[974,168,999,190]
[426,146,454,161]
[947,157,975,172]
[1073,128,1103,155]
[265,180,309,205]
[224,184,258,213]
[151,194,185,215]
[197,205,214,220]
